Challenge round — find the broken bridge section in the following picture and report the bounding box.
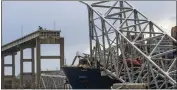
[1,29,64,89]
[81,1,177,89]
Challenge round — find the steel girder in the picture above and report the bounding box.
[40,72,67,89]
[81,1,177,89]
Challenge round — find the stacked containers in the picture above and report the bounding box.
[171,26,177,83]
[171,26,177,40]
[171,26,177,56]
[171,26,177,47]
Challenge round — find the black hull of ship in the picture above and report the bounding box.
[62,67,120,89]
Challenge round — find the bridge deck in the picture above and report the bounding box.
[2,30,61,54]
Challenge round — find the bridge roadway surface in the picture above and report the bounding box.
[2,30,61,53]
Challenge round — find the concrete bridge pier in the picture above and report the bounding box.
[19,45,35,89]
[1,55,4,89]
[35,37,65,88]
[36,37,41,88]
[1,53,16,89]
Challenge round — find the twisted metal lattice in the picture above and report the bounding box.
[80,1,177,89]
[39,71,71,89]
[39,1,176,89]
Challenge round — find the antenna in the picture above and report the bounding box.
[2,34,3,45]
[64,58,66,65]
[54,20,56,30]
[21,25,23,37]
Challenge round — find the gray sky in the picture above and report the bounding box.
[2,1,176,75]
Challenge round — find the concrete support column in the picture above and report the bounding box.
[36,38,41,88]
[20,48,24,88]
[60,38,64,69]
[31,47,35,88]
[12,53,15,89]
[1,55,4,89]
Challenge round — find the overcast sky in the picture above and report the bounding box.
[2,1,176,75]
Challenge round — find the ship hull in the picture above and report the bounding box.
[62,67,120,89]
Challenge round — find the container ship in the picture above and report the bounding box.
[61,56,141,89]
[62,66,121,89]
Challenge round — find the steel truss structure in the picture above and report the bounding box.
[80,1,177,89]
[39,72,71,89]
[39,1,176,89]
